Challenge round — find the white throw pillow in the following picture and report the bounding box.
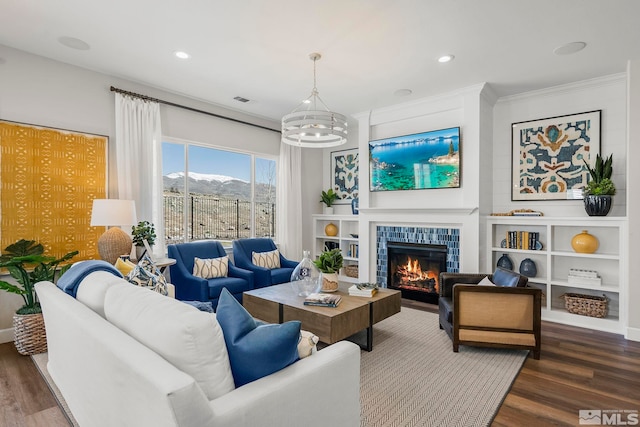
[478,276,496,286]
[252,249,281,269]
[193,256,229,279]
[298,330,319,358]
[104,284,235,400]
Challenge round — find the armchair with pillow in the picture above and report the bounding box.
[232,238,298,288]
[439,268,541,359]
[168,240,254,309]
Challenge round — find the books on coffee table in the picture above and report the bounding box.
[304,293,342,307]
[348,283,378,297]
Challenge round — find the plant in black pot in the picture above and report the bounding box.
[0,239,78,355]
[583,154,615,216]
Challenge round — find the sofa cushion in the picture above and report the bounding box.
[492,267,520,287]
[75,271,128,318]
[252,249,281,269]
[126,254,169,295]
[216,288,300,387]
[193,256,228,279]
[104,284,235,400]
[478,276,496,286]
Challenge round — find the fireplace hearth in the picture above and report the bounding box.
[386,242,447,304]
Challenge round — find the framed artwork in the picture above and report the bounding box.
[331,148,359,203]
[0,120,108,260]
[511,110,601,201]
[369,127,460,192]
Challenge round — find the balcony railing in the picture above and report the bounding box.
[164,193,275,245]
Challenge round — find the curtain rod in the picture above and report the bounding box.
[109,86,280,134]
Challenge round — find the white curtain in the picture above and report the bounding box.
[115,93,166,258]
[276,142,302,259]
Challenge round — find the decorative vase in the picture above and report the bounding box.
[323,206,334,215]
[583,195,612,216]
[13,312,47,356]
[571,230,599,254]
[290,250,320,296]
[496,253,513,270]
[324,223,338,237]
[351,198,359,215]
[320,272,339,292]
[519,258,537,278]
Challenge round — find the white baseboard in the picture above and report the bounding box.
[625,327,640,342]
[0,328,14,344]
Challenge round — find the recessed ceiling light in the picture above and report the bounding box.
[58,36,90,51]
[553,42,587,55]
[394,89,413,97]
[174,51,190,60]
[437,54,454,63]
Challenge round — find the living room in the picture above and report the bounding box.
[1,1,640,426]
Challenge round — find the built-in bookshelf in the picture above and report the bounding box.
[312,214,359,283]
[486,216,628,334]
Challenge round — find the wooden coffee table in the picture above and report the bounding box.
[243,282,401,351]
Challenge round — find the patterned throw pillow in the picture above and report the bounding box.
[252,249,281,269]
[193,256,229,279]
[126,254,169,296]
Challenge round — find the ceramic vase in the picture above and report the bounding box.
[323,206,334,215]
[571,230,598,254]
[324,223,338,236]
[496,253,513,270]
[519,258,537,278]
[320,272,339,292]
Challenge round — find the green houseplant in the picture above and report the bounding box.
[583,154,615,216]
[0,239,78,355]
[320,189,338,214]
[132,221,156,259]
[313,247,343,292]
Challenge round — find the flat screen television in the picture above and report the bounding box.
[369,126,461,191]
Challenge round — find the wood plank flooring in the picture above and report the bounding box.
[2,299,639,426]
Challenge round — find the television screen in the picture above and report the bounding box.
[369,126,460,191]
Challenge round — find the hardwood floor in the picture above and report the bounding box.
[2,299,639,426]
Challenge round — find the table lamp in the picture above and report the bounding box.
[91,199,138,264]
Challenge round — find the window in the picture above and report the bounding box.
[162,141,277,246]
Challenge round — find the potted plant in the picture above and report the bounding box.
[131,221,156,259]
[0,239,78,355]
[320,188,338,214]
[313,247,344,292]
[583,153,615,216]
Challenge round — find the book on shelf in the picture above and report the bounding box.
[568,268,599,278]
[567,268,601,286]
[303,293,342,307]
[506,230,541,250]
[348,284,377,297]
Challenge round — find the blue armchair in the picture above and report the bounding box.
[232,238,298,288]
[168,240,254,310]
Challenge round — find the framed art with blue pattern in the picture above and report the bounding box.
[331,148,359,204]
[511,110,601,201]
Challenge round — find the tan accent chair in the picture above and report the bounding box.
[439,272,541,359]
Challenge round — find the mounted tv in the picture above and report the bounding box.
[369,126,460,192]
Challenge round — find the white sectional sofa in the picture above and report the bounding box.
[36,271,361,427]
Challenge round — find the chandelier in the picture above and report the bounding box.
[281,53,348,148]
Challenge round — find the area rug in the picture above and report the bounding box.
[359,307,527,427]
[32,308,526,427]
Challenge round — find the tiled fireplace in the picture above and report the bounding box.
[376,226,460,304]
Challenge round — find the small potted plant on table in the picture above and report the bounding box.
[313,247,344,292]
[583,153,615,216]
[131,220,156,260]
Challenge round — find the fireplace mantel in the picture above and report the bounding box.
[359,207,478,215]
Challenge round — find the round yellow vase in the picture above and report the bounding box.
[571,230,598,254]
[324,223,338,237]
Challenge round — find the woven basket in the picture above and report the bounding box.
[13,312,47,355]
[562,293,608,318]
[344,265,359,278]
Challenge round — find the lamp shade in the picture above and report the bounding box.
[90,199,137,226]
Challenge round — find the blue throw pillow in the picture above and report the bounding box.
[216,288,300,387]
[182,300,214,313]
[492,267,520,287]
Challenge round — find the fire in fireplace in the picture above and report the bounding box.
[387,242,447,304]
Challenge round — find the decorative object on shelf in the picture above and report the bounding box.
[511,110,601,201]
[496,253,514,270]
[582,153,615,216]
[562,293,608,318]
[567,268,602,286]
[91,199,138,265]
[324,222,338,237]
[320,188,338,214]
[281,52,347,148]
[491,209,544,216]
[313,248,343,292]
[519,258,537,277]
[331,148,359,203]
[351,198,359,215]
[571,230,599,254]
[349,233,359,238]
[0,239,78,355]
[344,264,359,278]
[131,220,157,260]
[290,250,320,297]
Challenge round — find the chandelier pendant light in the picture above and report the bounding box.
[282,52,347,148]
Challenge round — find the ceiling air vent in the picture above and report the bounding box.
[233,96,250,103]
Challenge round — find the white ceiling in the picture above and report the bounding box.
[1,0,639,124]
